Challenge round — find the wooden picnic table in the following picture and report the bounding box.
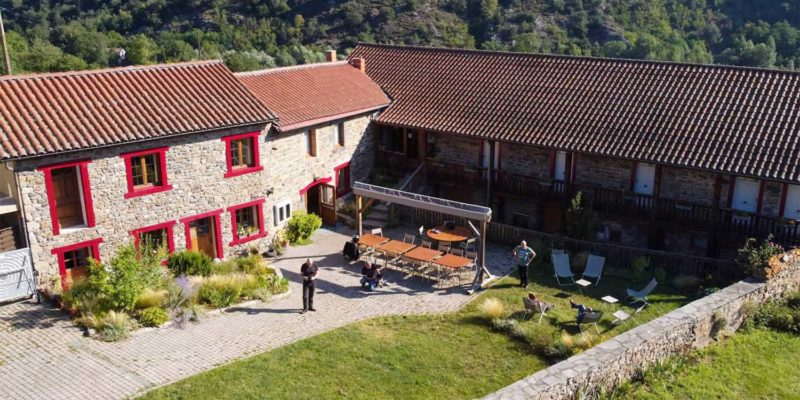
[377,240,416,256]
[427,226,472,242]
[435,254,473,269]
[359,234,389,248]
[403,247,443,263]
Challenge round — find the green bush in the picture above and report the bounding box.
[138,307,170,327]
[564,191,598,240]
[479,298,506,320]
[749,293,800,334]
[135,288,166,309]
[736,236,784,277]
[654,267,667,283]
[236,254,265,274]
[167,250,213,277]
[285,212,322,244]
[214,259,240,275]
[631,256,651,282]
[96,311,135,342]
[253,287,272,303]
[198,276,243,308]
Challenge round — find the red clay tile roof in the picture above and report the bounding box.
[0,61,275,160]
[236,61,390,132]
[350,43,800,183]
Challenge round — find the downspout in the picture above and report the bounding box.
[6,161,38,301]
[486,140,495,207]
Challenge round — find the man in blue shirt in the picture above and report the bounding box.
[512,240,536,287]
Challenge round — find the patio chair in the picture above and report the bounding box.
[552,254,575,285]
[552,249,566,256]
[403,233,416,245]
[418,225,425,235]
[450,248,464,257]
[581,255,606,286]
[626,278,657,306]
[612,304,646,325]
[421,240,433,249]
[523,297,549,324]
[439,241,452,254]
[371,228,383,236]
[578,311,603,334]
[461,237,477,252]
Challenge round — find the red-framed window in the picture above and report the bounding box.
[120,147,172,198]
[227,199,267,246]
[38,159,96,236]
[335,161,351,197]
[52,238,102,291]
[130,221,176,255]
[180,209,224,258]
[222,131,263,178]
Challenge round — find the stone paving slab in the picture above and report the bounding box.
[0,226,515,399]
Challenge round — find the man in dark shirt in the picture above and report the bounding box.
[300,258,318,314]
[360,260,382,291]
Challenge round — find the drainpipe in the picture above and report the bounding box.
[486,140,495,207]
[6,161,37,301]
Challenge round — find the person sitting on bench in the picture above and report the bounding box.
[343,235,360,262]
[360,260,382,291]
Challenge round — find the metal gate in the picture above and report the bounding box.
[0,248,34,303]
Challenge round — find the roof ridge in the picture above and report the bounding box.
[0,60,225,82]
[353,42,800,77]
[234,61,351,77]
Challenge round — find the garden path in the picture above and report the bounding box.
[0,226,515,399]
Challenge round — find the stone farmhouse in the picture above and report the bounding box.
[0,52,388,290]
[1,42,799,292]
[349,43,800,259]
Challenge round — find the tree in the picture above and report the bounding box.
[126,34,159,65]
[223,51,261,72]
[563,191,598,241]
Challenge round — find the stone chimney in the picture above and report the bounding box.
[351,57,365,73]
[325,50,337,63]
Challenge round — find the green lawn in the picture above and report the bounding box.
[143,266,690,400]
[610,328,800,399]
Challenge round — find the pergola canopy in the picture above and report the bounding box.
[352,182,492,222]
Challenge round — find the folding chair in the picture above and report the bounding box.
[403,233,416,245]
[552,249,566,255]
[578,311,603,334]
[439,241,452,254]
[421,240,433,249]
[627,278,658,306]
[371,228,383,236]
[612,304,646,325]
[552,253,575,285]
[461,237,477,252]
[449,248,464,257]
[582,255,606,286]
[523,297,549,324]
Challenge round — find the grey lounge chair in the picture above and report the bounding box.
[578,311,603,334]
[523,297,549,324]
[581,254,606,285]
[627,278,657,306]
[552,254,575,285]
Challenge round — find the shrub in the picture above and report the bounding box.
[672,274,701,295]
[138,307,170,327]
[96,311,135,342]
[262,274,289,295]
[236,254,265,274]
[564,191,598,240]
[654,267,667,283]
[489,317,517,333]
[526,324,558,355]
[253,287,272,303]
[198,275,244,308]
[631,256,650,282]
[285,212,322,244]
[167,251,213,277]
[749,295,800,334]
[135,288,166,309]
[736,236,784,277]
[214,259,240,275]
[478,298,505,320]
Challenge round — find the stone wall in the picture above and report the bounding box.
[501,144,551,178]
[574,154,631,191]
[431,133,482,167]
[16,114,375,284]
[660,166,716,205]
[485,250,800,400]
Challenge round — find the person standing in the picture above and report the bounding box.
[512,240,536,287]
[300,258,318,314]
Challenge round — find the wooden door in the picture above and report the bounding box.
[190,218,217,258]
[51,167,83,229]
[319,183,337,225]
[64,247,90,287]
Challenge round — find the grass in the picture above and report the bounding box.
[142,264,691,400]
[608,328,800,399]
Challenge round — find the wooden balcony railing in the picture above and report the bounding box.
[375,149,415,177]
[427,162,485,187]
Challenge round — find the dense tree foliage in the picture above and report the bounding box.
[0,0,798,74]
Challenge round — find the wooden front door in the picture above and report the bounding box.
[189,217,217,258]
[51,167,83,229]
[63,247,91,287]
[319,183,337,225]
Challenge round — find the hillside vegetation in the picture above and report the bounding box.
[0,0,798,74]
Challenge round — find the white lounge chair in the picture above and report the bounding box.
[552,253,575,285]
[612,304,646,325]
[582,254,605,285]
[627,278,658,306]
[523,297,549,324]
[578,311,603,334]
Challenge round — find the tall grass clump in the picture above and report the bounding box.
[478,297,506,320]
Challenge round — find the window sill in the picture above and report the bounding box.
[228,231,268,247]
[224,165,264,178]
[124,184,173,199]
[58,224,89,235]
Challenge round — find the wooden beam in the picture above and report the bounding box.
[358,198,376,214]
[355,194,363,236]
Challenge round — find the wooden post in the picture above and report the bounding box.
[0,10,11,76]
[486,140,495,207]
[356,194,363,236]
[480,220,487,283]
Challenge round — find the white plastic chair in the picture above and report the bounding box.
[552,254,575,285]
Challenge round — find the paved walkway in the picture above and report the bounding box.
[0,227,514,399]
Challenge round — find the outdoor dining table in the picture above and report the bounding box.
[376,240,416,256]
[426,226,472,242]
[403,246,443,263]
[359,233,389,249]
[434,254,473,269]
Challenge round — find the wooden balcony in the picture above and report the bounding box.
[374,149,418,177]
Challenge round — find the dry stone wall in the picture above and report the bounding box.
[17,114,375,284]
[485,250,800,400]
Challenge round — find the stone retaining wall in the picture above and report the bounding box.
[485,250,800,400]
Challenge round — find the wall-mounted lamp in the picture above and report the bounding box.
[267,187,274,196]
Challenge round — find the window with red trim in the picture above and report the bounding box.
[130,221,176,255]
[39,159,96,236]
[120,147,172,198]
[335,162,351,197]
[228,199,267,246]
[52,238,102,291]
[222,132,263,178]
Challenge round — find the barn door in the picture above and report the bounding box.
[319,183,337,225]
